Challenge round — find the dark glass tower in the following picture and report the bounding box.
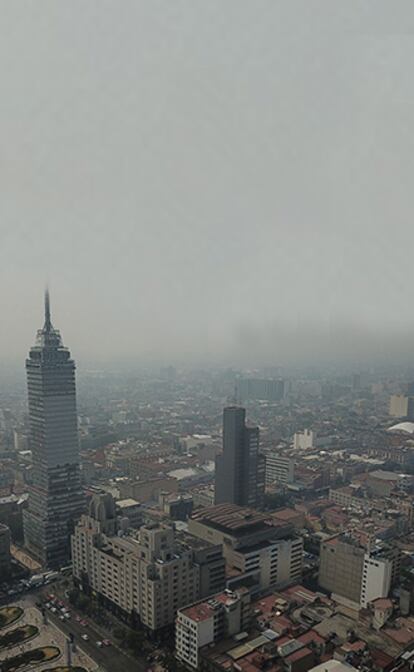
[215,406,265,509]
[23,291,84,568]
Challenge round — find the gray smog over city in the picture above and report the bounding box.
[1,3,414,672]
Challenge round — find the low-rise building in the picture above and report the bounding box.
[176,588,251,669]
[118,476,179,502]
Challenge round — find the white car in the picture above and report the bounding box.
[64,613,70,619]
[81,634,89,641]
[96,641,103,648]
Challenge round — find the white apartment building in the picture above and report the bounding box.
[176,589,251,669]
[71,493,225,633]
[293,429,315,450]
[360,553,393,608]
[265,454,294,485]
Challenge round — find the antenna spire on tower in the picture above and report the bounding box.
[44,287,52,332]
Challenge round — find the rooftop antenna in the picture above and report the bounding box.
[44,287,52,332]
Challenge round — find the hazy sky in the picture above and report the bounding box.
[2,1,414,366]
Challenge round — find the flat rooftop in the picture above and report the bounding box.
[116,498,140,508]
[191,504,269,533]
[180,592,239,622]
[175,530,218,550]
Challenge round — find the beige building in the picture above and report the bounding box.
[328,486,362,509]
[71,493,225,633]
[118,476,179,502]
[319,535,364,606]
[319,534,398,609]
[389,395,409,418]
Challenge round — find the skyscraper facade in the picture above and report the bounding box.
[215,406,265,509]
[23,292,84,568]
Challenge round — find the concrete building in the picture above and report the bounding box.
[0,523,11,578]
[265,454,295,485]
[319,534,398,609]
[23,291,84,568]
[115,498,142,529]
[189,504,303,593]
[159,493,193,521]
[389,395,409,418]
[71,492,225,633]
[215,407,265,510]
[176,589,251,669]
[293,429,315,451]
[192,486,215,509]
[328,486,362,508]
[366,470,412,497]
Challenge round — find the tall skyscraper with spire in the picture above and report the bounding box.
[23,291,84,568]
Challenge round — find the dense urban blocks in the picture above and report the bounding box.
[0,606,23,630]
[0,624,38,650]
[0,645,60,672]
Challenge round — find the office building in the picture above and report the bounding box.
[71,492,225,633]
[23,291,84,568]
[215,407,265,510]
[265,454,295,485]
[176,588,251,669]
[189,504,303,593]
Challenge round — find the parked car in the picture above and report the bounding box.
[96,641,103,648]
[81,634,89,641]
[103,639,111,647]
